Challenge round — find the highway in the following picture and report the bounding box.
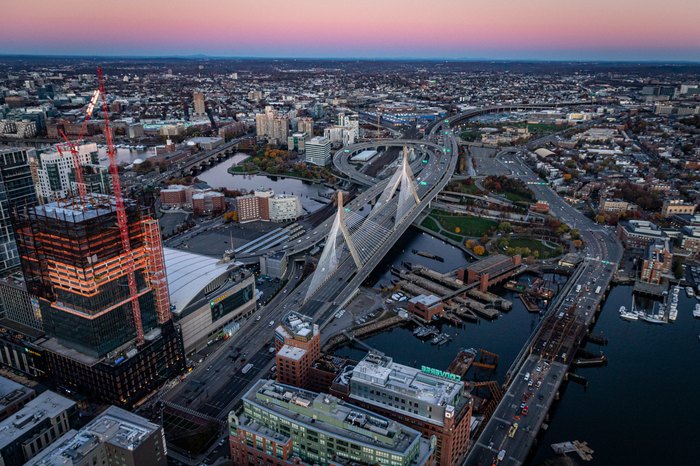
[464,138,623,466]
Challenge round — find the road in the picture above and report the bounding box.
[464,144,623,466]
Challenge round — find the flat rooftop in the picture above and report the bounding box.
[277,345,306,361]
[466,253,518,275]
[276,312,318,342]
[350,352,462,408]
[25,406,160,465]
[244,380,422,455]
[0,375,33,413]
[28,194,136,224]
[0,391,75,449]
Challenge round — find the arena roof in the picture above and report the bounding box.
[163,247,232,314]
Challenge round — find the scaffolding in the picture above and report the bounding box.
[143,218,171,324]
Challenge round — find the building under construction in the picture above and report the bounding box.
[13,194,185,407]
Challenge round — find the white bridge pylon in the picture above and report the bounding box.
[372,146,421,227]
[304,147,421,301]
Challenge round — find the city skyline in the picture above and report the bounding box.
[2,0,700,61]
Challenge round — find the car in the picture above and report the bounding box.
[521,406,529,416]
[520,402,526,409]
[269,320,275,327]
[256,315,262,321]
[528,380,534,387]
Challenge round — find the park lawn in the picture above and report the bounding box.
[507,237,563,259]
[502,191,533,204]
[430,210,497,237]
[421,216,440,233]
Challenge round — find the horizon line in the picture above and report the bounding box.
[1,52,700,64]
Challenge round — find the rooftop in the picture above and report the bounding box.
[243,380,423,455]
[163,247,240,314]
[466,253,518,275]
[28,194,136,224]
[25,406,161,466]
[0,376,34,414]
[350,352,463,408]
[275,312,318,342]
[277,345,306,361]
[409,294,441,308]
[0,391,75,449]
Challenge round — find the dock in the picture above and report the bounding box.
[519,294,540,312]
[551,440,594,461]
[446,348,477,378]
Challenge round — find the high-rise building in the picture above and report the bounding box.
[268,195,302,222]
[274,312,320,389]
[0,147,37,275]
[297,116,314,136]
[255,109,289,145]
[193,91,206,116]
[340,351,472,466]
[0,272,42,331]
[26,405,167,466]
[34,143,111,202]
[305,136,331,167]
[229,379,435,466]
[13,194,185,406]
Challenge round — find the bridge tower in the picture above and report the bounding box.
[373,146,421,228]
[305,191,362,301]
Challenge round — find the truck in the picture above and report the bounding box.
[575,285,582,293]
[241,363,254,374]
[595,286,602,294]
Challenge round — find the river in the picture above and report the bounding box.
[195,154,334,214]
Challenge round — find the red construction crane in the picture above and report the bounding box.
[97,67,144,344]
[55,89,101,199]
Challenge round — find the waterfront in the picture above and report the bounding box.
[334,229,700,465]
[530,284,700,466]
[196,155,333,213]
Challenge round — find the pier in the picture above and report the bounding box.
[550,440,594,461]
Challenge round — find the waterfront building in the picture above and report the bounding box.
[341,351,472,466]
[305,136,331,167]
[229,379,435,466]
[269,194,302,222]
[640,239,672,285]
[192,191,226,216]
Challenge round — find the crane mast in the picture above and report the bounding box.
[97,67,144,344]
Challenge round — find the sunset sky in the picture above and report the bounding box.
[2,0,699,60]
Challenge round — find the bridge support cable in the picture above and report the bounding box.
[305,192,361,301]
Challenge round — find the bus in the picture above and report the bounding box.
[241,363,254,374]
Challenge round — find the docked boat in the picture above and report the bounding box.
[687,287,696,298]
[640,313,665,324]
[619,306,638,321]
[693,304,700,319]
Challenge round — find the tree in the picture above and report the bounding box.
[465,239,475,249]
[570,229,580,240]
[572,239,583,249]
[498,221,512,233]
[480,233,489,245]
[473,245,485,256]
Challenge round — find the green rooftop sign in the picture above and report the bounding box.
[421,366,461,382]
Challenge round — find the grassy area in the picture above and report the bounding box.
[502,191,533,204]
[505,237,564,259]
[430,210,497,237]
[442,231,465,243]
[447,180,484,196]
[421,216,440,233]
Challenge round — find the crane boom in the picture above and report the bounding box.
[97,67,144,344]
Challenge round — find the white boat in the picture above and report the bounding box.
[693,304,700,319]
[619,306,639,321]
[687,287,696,298]
[640,313,665,324]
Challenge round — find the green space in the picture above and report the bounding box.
[429,210,497,237]
[503,237,564,259]
[421,216,440,233]
[446,180,484,196]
